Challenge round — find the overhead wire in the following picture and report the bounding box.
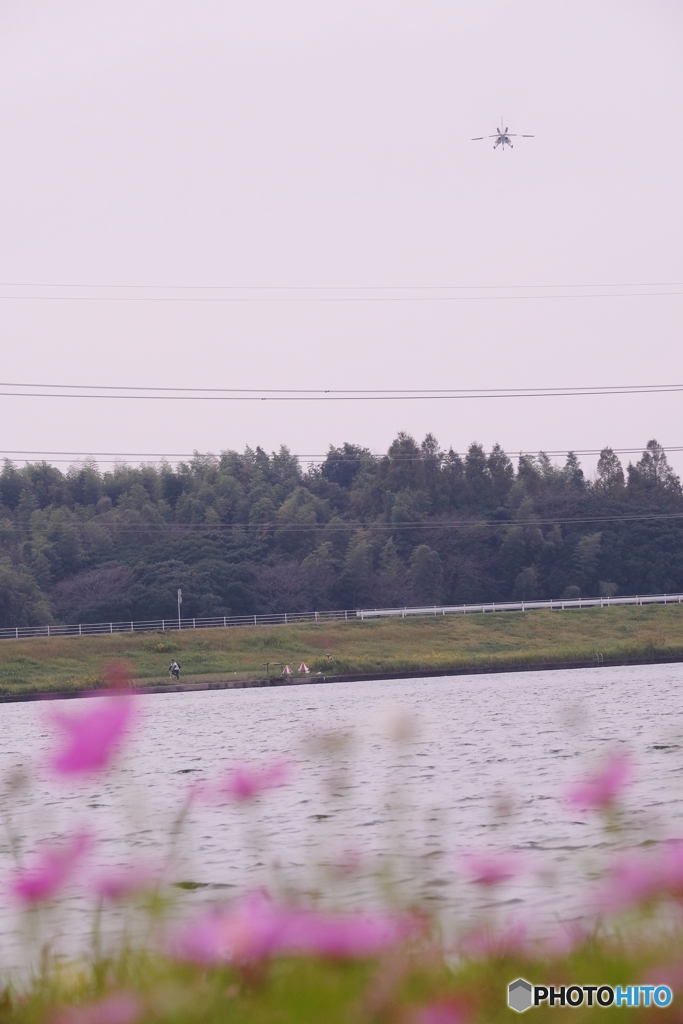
[1,444,683,463]
[0,380,682,393]
[0,382,683,401]
[64,510,683,534]
[2,280,682,290]
[1,293,681,302]
[0,282,678,519]
[0,281,680,302]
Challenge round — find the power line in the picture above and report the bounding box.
[70,511,683,534]
[2,281,682,290]
[1,383,683,401]
[3,382,681,393]
[1,444,682,463]
[1,294,681,303]
[0,281,680,303]
[1,381,681,393]
[11,452,183,460]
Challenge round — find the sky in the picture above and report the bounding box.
[0,1,681,476]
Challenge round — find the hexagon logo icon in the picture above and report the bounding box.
[508,978,533,1013]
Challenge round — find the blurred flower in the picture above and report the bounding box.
[280,907,420,958]
[642,960,683,990]
[101,660,134,692]
[565,752,632,810]
[459,918,528,959]
[11,831,92,905]
[91,861,162,902]
[199,758,290,803]
[168,893,283,964]
[598,841,683,911]
[542,920,591,958]
[328,845,364,877]
[169,893,420,964]
[49,693,135,776]
[304,729,352,756]
[458,851,522,886]
[407,1000,469,1024]
[53,992,142,1024]
[386,711,419,743]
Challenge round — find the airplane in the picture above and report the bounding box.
[471,118,534,150]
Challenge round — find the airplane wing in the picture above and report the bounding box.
[471,137,484,140]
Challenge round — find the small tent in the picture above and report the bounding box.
[298,662,310,674]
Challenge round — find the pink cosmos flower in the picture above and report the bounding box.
[11,831,92,905]
[49,693,135,776]
[407,1001,469,1024]
[91,861,162,902]
[543,920,591,958]
[459,851,522,886]
[198,758,290,803]
[279,908,420,958]
[168,893,284,964]
[598,841,683,911]
[52,992,141,1024]
[642,961,683,990]
[169,893,420,964]
[565,752,633,810]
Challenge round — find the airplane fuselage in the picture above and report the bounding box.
[471,122,532,149]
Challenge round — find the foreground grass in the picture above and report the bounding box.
[0,604,682,695]
[8,937,677,1024]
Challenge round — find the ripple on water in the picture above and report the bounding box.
[0,662,682,953]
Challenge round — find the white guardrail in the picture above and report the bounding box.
[1,592,683,641]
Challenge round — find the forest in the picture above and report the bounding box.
[0,435,681,627]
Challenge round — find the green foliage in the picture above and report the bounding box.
[0,559,52,628]
[408,545,444,605]
[596,447,625,494]
[0,438,681,625]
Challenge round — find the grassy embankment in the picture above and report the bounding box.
[0,603,682,696]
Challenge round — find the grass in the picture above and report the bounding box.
[0,604,682,695]
[7,939,676,1024]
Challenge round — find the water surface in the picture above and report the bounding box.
[1,663,682,960]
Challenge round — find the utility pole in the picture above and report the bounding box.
[177,588,182,630]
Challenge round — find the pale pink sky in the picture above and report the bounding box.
[0,1,681,475]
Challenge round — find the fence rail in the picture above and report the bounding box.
[1,592,682,641]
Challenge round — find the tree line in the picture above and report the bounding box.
[0,435,681,627]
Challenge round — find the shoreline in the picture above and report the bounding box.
[1,650,681,703]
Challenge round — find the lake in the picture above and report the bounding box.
[1,662,682,964]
